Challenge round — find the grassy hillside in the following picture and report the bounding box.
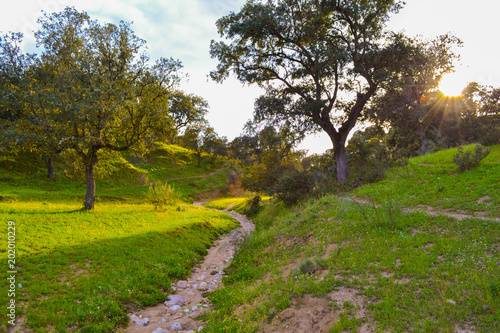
[0,144,240,332]
[203,145,500,332]
[353,144,500,218]
[0,143,233,203]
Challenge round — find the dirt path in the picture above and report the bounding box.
[123,204,254,333]
[349,196,500,222]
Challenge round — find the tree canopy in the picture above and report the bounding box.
[210,0,460,182]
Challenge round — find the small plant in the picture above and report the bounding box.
[147,181,179,210]
[299,258,317,274]
[489,282,500,297]
[299,257,326,275]
[453,144,491,172]
[274,171,314,205]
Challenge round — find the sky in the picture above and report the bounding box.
[1,0,499,155]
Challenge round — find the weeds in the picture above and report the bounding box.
[453,144,491,172]
[146,181,179,210]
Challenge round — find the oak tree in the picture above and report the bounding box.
[210,0,458,182]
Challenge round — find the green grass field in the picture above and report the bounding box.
[353,144,500,218]
[1,202,238,332]
[202,145,500,332]
[1,143,498,332]
[0,144,240,332]
[0,143,233,203]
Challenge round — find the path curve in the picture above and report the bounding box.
[124,203,254,333]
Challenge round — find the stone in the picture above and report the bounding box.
[198,282,209,291]
[198,327,204,332]
[318,210,325,215]
[177,280,188,289]
[210,271,218,275]
[197,275,206,281]
[447,299,456,305]
[169,305,181,313]
[168,322,182,331]
[165,295,186,307]
[152,328,169,333]
[129,314,149,326]
[186,291,196,296]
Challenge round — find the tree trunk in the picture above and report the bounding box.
[196,151,202,167]
[84,152,98,210]
[334,139,349,183]
[417,128,429,155]
[46,154,55,180]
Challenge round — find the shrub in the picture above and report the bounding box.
[489,281,500,298]
[146,181,179,210]
[453,144,491,172]
[299,258,317,274]
[274,171,314,205]
[245,195,262,217]
[299,258,326,274]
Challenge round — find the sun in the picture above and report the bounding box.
[439,72,465,97]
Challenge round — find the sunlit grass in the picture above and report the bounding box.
[203,196,500,332]
[201,146,500,332]
[353,144,500,217]
[0,201,238,332]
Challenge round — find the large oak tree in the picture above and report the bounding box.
[210,0,458,182]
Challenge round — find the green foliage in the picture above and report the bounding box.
[453,144,492,172]
[489,282,500,298]
[146,181,179,210]
[274,171,314,205]
[2,8,199,209]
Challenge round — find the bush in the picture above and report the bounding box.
[274,171,314,205]
[146,181,179,210]
[245,195,262,217]
[299,258,326,274]
[453,144,491,172]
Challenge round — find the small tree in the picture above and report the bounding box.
[168,90,209,140]
[180,122,217,167]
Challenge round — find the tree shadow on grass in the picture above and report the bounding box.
[1,221,229,332]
